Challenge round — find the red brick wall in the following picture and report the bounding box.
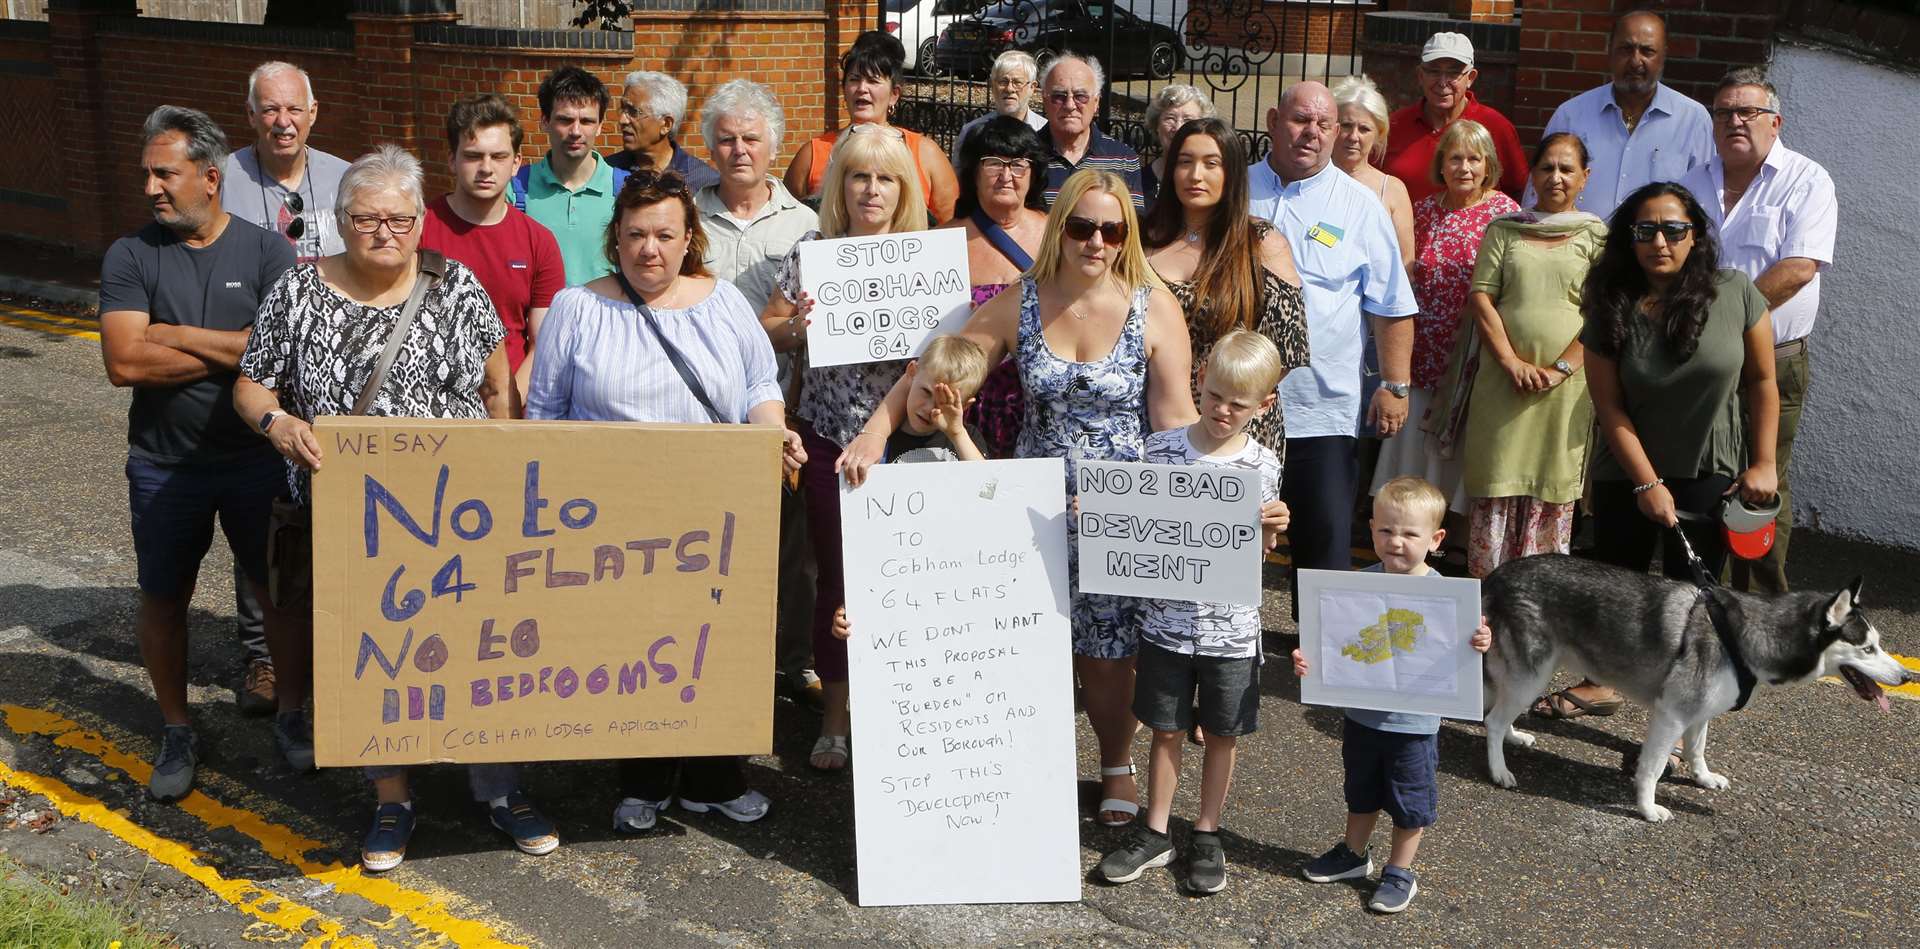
[1188,1,1376,57]
[0,35,66,243]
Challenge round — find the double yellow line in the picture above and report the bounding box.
[0,303,99,340]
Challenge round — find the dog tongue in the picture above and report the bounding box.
[1877,691,1891,713]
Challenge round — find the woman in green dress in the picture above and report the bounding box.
[1457,133,1605,580]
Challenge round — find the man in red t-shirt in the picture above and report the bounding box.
[1380,32,1528,203]
[420,94,565,413]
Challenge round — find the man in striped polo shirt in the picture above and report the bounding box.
[1036,53,1146,210]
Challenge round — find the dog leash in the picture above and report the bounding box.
[1670,523,1758,712]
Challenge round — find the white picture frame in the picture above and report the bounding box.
[1297,568,1483,721]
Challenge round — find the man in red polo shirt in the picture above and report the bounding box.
[1381,32,1528,203]
[420,94,565,413]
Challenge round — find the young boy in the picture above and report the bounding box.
[1291,476,1493,913]
[1098,330,1291,895]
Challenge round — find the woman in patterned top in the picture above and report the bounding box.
[950,115,1050,458]
[1369,119,1518,510]
[841,169,1197,828]
[232,146,540,875]
[1142,118,1310,463]
[758,125,928,772]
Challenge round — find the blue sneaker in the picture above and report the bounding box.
[361,803,415,873]
[489,791,559,856]
[1369,865,1419,913]
[1303,840,1373,883]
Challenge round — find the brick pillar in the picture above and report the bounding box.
[348,0,460,158]
[1451,0,1514,23]
[47,0,138,252]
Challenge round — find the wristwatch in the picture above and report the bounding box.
[1380,380,1410,399]
[259,410,286,434]
[1553,359,1575,377]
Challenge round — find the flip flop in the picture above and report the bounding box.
[809,734,850,772]
[1531,688,1625,719]
[1097,763,1138,827]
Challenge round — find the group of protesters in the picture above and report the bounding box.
[100,6,1833,908]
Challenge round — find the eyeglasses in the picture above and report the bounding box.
[347,213,418,235]
[1630,221,1693,243]
[282,190,306,240]
[1710,106,1777,124]
[1420,65,1470,83]
[846,122,905,141]
[979,157,1032,178]
[993,77,1035,90]
[1063,215,1126,244]
[1046,90,1093,107]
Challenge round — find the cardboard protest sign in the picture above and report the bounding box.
[1296,569,1483,721]
[309,417,780,766]
[799,229,971,368]
[841,459,1080,906]
[1074,459,1263,606]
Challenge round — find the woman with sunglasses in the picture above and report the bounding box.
[840,170,1198,827]
[524,169,805,832]
[782,29,958,223]
[950,115,1051,459]
[761,127,930,772]
[1557,181,1779,721]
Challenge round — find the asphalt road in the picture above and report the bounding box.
[2,305,1918,948]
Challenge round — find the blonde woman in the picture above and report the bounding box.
[1369,119,1517,506]
[840,170,1200,827]
[758,125,929,772]
[1330,75,1414,267]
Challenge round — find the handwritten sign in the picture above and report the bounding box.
[309,417,780,766]
[841,459,1080,906]
[1074,459,1263,606]
[1297,568,1483,721]
[799,229,971,368]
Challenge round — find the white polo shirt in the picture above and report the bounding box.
[1679,141,1837,344]
[1249,158,1416,440]
[1525,82,1715,218]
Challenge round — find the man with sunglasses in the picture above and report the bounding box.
[1680,67,1836,595]
[1035,53,1145,210]
[222,61,348,264]
[1380,32,1527,203]
[1526,10,1714,217]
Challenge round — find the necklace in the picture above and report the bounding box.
[1064,299,1089,320]
[1183,229,1202,244]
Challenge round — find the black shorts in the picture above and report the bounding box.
[1342,717,1438,829]
[1131,643,1260,737]
[126,453,282,598]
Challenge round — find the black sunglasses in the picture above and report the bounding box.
[1630,221,1693,243]
[283,190,305,240]
[1063,215,1126,244]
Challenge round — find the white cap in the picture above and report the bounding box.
[1421,32,1475,68]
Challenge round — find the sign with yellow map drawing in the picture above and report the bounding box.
[1295,569,1483,720]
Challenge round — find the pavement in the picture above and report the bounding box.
[2,261,1920,947]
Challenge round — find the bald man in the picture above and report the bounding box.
[1525,10,1713,216]
[1249,82,1416,601]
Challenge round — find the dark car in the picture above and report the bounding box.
[933,0,1184,80]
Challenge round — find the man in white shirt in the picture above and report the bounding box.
[1248,82,1417,600]
[950,50,1047,167]
[1526,11,1713,217]
[1680,67,1837,595]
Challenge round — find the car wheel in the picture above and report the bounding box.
[1033,47,1059,73]
[1148,41,1178,80]
[918,38,945,77]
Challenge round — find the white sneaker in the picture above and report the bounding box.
[612,797,669,834]
[678,789,771,823]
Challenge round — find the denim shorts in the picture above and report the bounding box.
[1131,643,1260,736]
[1342,717,1439,829]
[125,452,282,598]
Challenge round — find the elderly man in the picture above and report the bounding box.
[609,70,719,191]
[223,61,349,263]
[1381,32,1527,202]
[692,79,823,714]
[1679,67,1836,595]
[1036,53,1144,209]
[950,50,1046,167]
[1249,82,1416,597]
[1526,10,1714,216]
[102,106,306,801]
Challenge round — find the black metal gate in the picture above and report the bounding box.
[883,0,1377,162]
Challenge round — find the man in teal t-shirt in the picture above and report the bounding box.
[515,65,627,285]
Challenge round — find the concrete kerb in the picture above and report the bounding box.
[0,275,99,309]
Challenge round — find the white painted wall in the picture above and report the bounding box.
[1768,40,1920,549]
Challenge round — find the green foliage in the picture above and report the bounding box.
[0,858,169,949]
[572,0,636,30]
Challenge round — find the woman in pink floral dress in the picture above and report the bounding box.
[1369,119,1518,512]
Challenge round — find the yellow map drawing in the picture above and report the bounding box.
[1339,608,1426,664]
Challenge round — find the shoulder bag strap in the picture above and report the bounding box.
[351,250,446,417]
[970,208,1034,270]
[612,270,727,424]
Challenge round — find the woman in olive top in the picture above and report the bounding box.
[1540,180,1778,719]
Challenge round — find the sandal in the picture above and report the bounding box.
[809,734,850,772]
[1531,687,1625,719]
[1097,764,1139,827]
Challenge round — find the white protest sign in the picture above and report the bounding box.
[1297,568,1483,721]
[800,229,971,368]
[1073,459,1263,606]
[841,458,1079,906]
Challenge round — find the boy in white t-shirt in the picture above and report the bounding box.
[1098,330,1291,895]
